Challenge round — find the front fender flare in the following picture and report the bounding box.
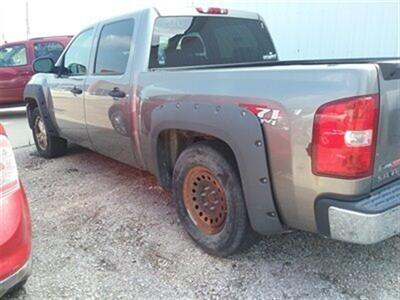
[23,84,59,136]
[149,102,283,235]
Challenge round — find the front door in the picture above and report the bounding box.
[85,18,139,166]
[49,28,95,146]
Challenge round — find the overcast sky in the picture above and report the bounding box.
[1,0,398,52]
[0,0,195,43]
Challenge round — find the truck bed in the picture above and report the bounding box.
[140,59,400,232]
[150,57,400,71]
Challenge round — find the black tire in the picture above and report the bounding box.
[5,278,28,297]
[172,140,258,257]
[31,107,67,158]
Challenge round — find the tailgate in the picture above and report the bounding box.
[373,60,400,188]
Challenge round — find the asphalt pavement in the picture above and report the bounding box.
[0,107,32,148]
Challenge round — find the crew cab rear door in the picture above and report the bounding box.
[84,18,139,166]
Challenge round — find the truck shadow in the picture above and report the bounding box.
[0,107,26,119]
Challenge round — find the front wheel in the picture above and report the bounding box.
[31,107,67,158]
[172,141,257,257]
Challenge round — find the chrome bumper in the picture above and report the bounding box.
[329,205,400,244]
[316,179,400,244]
[0,257,31,298]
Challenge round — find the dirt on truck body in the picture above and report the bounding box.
[24,7,400,256]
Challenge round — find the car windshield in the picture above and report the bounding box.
[0,44,28,67]
[150,16,277,68]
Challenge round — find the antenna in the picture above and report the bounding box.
[25,0,30,39]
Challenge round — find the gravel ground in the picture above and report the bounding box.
[6,145,400,299]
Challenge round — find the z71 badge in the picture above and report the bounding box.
[239,104,280,126]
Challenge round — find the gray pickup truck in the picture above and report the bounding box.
[25,7,400,256]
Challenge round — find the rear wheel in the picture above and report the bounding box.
[31,107,67,158]
[172,141,257,257]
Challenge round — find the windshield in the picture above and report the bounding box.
[0,44,28,67]
[150,17,277,68]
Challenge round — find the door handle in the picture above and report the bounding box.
[70,86,83,95]
[108,87,126,99]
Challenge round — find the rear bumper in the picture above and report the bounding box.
[0,256,31,298]
[316,179,400,244]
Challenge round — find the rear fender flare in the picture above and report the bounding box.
[149,102,283,235]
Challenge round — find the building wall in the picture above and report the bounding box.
[193,0,400,60]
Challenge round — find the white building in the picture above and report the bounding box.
[193,0,400,60]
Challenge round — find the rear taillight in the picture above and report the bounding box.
[196,7,228,14]
[0,132,19,197]
[311,94,379,179]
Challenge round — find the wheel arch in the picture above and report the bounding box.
[155,128,237,189]
[148,102,283,235]
[23,84,59,136]
[25,97,38,129]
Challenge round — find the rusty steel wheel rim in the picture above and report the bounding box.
[34,116,48,151]
[183,166,228,235]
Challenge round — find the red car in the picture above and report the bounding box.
[0,124,32,297]
[0,36,71,107]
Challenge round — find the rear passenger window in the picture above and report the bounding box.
[94,19,135,75]
[34,42,64,62]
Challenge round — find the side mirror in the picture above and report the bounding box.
[32,57,55,73]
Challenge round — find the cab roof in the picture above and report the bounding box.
[70,7,262,37]
[155,6,260,20]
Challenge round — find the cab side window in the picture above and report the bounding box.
[34,42,64,62]
[94,19,135,75]
[63,29,94,76]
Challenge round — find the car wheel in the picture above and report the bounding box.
[31,107,67,158]
[172,140,257,257]
[5,278,28,297]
